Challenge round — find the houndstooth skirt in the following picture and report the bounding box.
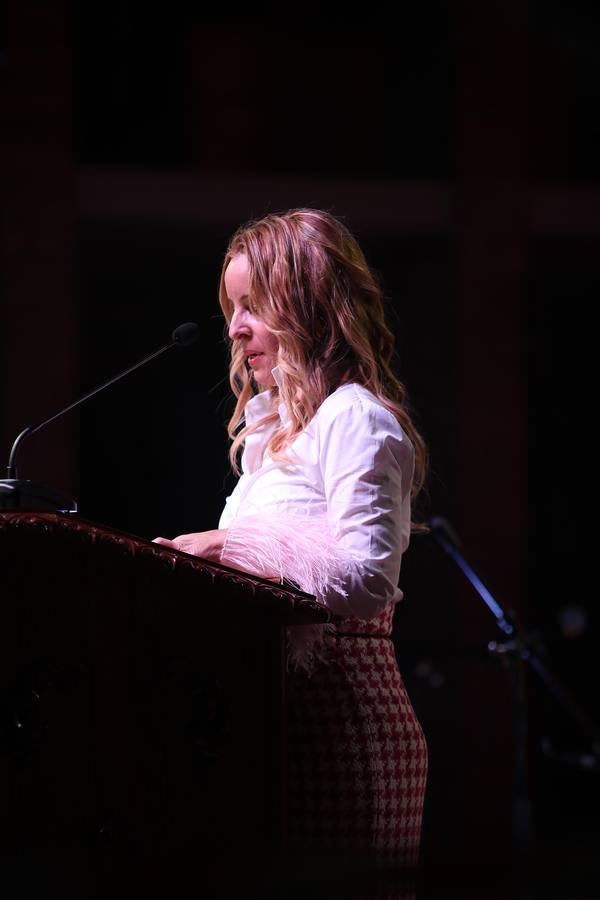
[286,604,428,875]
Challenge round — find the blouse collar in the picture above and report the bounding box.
[244,366,290,426]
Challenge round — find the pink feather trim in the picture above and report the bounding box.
[220,512,363,671]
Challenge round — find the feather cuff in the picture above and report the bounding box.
[220,512,363,671]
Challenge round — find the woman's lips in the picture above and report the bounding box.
[247,352,263,366]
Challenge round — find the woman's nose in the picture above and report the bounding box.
[228,309,251,340]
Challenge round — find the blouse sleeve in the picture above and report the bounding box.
[220,394,414,621]
[316,397,414,618]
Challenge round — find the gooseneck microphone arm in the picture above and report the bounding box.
[1,321,200,511]
[7,328,191,480]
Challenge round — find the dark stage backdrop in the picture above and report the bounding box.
[1,1,599,895]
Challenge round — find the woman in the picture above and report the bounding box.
[154,208,428,876]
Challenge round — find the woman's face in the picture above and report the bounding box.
[224,253,279,388]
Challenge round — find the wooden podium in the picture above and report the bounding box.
[0,512,328,893]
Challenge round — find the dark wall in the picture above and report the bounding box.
[2,2,599,894]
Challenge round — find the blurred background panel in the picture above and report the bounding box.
[1,2,599,896]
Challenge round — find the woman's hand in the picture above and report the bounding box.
[152,529,227,560]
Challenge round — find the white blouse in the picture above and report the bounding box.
[218,369,415,620]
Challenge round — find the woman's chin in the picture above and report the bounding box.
[250,363,276,387]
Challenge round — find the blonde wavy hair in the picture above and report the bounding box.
[218,208,427,499]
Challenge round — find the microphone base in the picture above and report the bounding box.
[0,480,77,513]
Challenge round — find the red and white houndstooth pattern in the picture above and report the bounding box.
[286,603,427,872]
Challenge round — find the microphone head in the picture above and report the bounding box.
[172,322,200,347]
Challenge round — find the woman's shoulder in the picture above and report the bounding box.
[315,383,405,435]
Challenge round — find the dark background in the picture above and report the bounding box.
[1,2,598,896]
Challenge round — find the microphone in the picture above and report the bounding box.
[0,322,200,513]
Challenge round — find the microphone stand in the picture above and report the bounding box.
[429,516,600,866]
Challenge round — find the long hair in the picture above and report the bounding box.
[218,208,427,499]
